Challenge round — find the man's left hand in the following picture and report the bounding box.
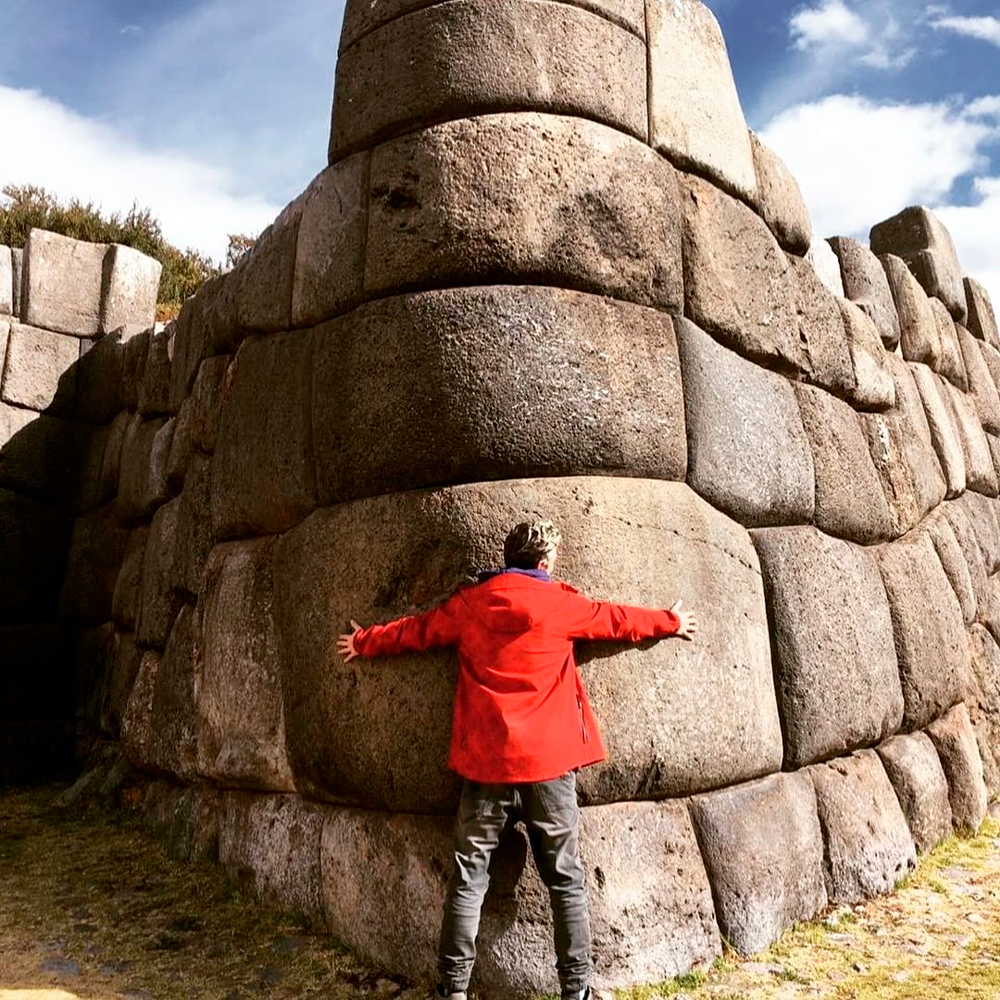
[337,620,363,662]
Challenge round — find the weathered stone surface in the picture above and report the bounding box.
[197,539,295,791]
[330,0,646,160]
[870,207,967,322]
[10,248,22,318]
[980,339,1000,400]
[749,133,811,255]
[839,299,895,411]
[689,772,825,956]
[942,500,994,617]
[235,212,300,335]
[677,318,812,527]
[274,478,781,812]
[940,378,997,497]
[314,287,687,508]
[924,510,977,624]
[910,365,966,498]
[648,0,755,199]
[22,229,106,336]
[166,399,193,491]
[795,384,893,543]
[100,243,161,338]
[195,269,243,360]
[291,154,368,327]
[174,453,213,598]
[0,322,7,375]
[112,527,149,632]
[116,414,169,523]
[881,254,942,369]
[366,114,683,311]
[861,356,946,538]
[752,527,902,767]
[966,624,1000,797]
[140,781,222,862]
[806,237,845,298]
[57,503,130,625]
[873,532,969,730]
[829,237,901,349]
[876,732,953,854]
[98,410,130,501]
[135,497,183,650]
[928,296,968,390]
[957,324,1000,434]
[966,276,1000,349]
[0,488,72,623]
[101,630,143,737]
[810,750,916,904]
[137,328,172,417]
[211,331,315,540]
[1,322,79,416]
[339,0,647,49]
[0,246,12,315]
[219,794,323,921]
[167,307,202,413]
[121,650,160,771]
[190,355,229,454]
[926,703,988,832]
[76,331,123,424]
[321,800,722,994]
[120,329,148,412]
[955,490,1000,574]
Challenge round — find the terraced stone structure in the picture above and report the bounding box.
[2,0,999,995]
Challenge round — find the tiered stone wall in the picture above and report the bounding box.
[0,231,160,781]
[3,0,1000,995]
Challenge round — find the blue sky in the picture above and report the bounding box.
[0,0,997,298]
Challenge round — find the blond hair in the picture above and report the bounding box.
[503,520,562,569]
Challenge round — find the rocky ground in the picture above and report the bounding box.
[1,785,998,1000]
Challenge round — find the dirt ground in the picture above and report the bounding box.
[1,785,999,1000]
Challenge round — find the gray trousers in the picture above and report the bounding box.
[438,771,591,998]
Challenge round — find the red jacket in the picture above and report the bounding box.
[354,573,681,783]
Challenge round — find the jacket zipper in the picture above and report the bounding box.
[577,693,589,744]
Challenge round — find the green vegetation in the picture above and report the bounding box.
[0,184,256,320]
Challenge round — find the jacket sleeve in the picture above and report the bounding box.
[353,594,461,658]
[563,593,681,642]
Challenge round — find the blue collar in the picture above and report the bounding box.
[476,567,552,583]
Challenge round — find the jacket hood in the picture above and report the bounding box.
[458,575,578,635]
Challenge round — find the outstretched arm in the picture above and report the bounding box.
[567,595,698,643]
[336,598,461,661]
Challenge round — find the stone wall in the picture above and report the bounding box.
[3,0,1000,995]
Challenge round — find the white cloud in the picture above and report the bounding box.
[0,85,281,261]
[930,14,1000,46]
[791,0,869,49]
[760,94,1000,306]
[967,95,1000,119]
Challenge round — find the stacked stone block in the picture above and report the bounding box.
[3,0,1000,995]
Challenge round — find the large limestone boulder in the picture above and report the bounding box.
[11,248,22,318]
[111,527,149,632]
[872,532,969,731]
[752,527,902,767]
[116,414,170,523]
[806,238,845,299]
[330,0,646,160]
[366,113,683,310]
[876,732,953,854]
[928,296,968,390]
[313,286,687,508]
[234,212,300,335]
[809,751,916,904]
[957,325,1000,434]
[749,133,811,255]
[926,702,989,832]
[688,772,826,956]
[940,378,998,497]
[320,800,722,996]
[190,356,230,454]
[910,364,966,499]
[76,332,124,425]
[838,299,895,412]
[1,322,79,417]
[676,318,813,528]
[881,254,942,369]
[273,477,781,813]
[100,244,161,339]
[829,236,901,349]
[21,230,106,336]
[57,503,130,626]
[0,246,12,315]
[135,497,184,650]
[924,510,977,624]
[870,206,967,322]
[197,539,295,791]
[966,624,1000,796]
[965,277,1000,349]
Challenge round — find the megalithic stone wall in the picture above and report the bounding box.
[4,0,1000,994]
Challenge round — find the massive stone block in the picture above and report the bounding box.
[940,378,998,497]
[273,478,781,813]
[101,630,143,738]
[291,153,368,328]
[197,539,295,791]
[135,497,184,650]
[0,246,12,316]
[683,176,853,395]
[648,0,755,200]
[873,532,969,731]
[137,328,172,417]
[966,276,1000,349]
[688,772,826,956]
[838,299,895,412]
[875,732,953,855]
[910,365,966,499]
[119,329,148,412]
[321,800,722,995]
[752,527,902,767]
[57,503,131,625]
[956,489,1000,575]
[1,322,79,417]
[748,133,812,253]
[795,384,893,543]
[0,488,73,624]
[957,324,1000,434]
[21,229,106,336]
[211,331,315,540]
[676,318,813,527]
[829,237,900,350]
[881,254,942,370]
[173,453,213,599]
[924,510,977,624]
[928,296,968,390]
[190,355,230,454]
[112,527,149,633]
[810,751,916,904]
[100,243,161,338]
[235,211,300,334]
[76,331,124,425]
[926,703,989,832]
[966,624,1000,797]
[313,287,687,508]
[870,207,967,322]
[366,114,683,311]
[806,237,845,299]
[11,248,22,318]
[330,0,646,160]
[116,414,170,523]
[219,793,323,921]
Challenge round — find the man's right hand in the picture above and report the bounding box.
[670,600,698,641]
